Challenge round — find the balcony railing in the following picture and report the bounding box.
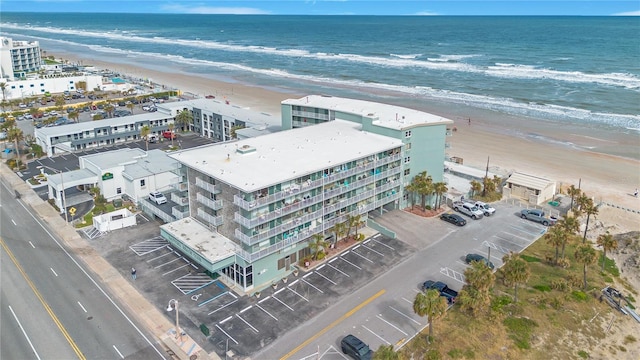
[197,208,223,226]
[171,192,188,206]
[172,206,189,219]
[291,110,331,120]
[171,181,188,192]
[195,177,219,194]
[235,209,323,246]
[196,193,223,210]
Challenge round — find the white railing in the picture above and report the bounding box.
[197,208,223,226]
[196,193,222,210]
[195,177,219,193]
[171,192,188,205]
[291,110,331,120]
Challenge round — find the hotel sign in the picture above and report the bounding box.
[102,172,114,180]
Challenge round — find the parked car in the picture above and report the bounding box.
[422,280,458,304]
[474,201,496,216]
[440,213,467,226]
[520,209,557,226]
[148,191,167,205]
[452,201,484,220]
[147,134,159,143]
[465,253,495,269]
[340,334,372,360]
[162,131,177,140]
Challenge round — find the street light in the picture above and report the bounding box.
[37,165,68,223]
[166,299,183,342]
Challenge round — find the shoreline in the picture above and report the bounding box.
[53,51,640,211]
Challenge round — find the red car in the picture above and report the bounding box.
[162,131,177,139]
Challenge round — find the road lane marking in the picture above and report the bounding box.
[29,241,35,248]
[1,237,86,360]
[12,219,17,225]
[362,325,391,345]
[77,301,87,313]
[279,289,386,360]
[51,268,58,277]
[9,305,42,360]
[112,345,124,359]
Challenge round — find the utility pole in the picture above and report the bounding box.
[482,156,490,197]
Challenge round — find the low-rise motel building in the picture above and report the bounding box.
[161,96,453,293]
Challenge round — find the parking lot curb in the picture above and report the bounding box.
[1,163,220,360]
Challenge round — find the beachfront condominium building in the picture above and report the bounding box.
[0,37,42,81]
[281,95,453,208]
[164,120,405,292]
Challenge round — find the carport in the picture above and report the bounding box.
[503,172,556,205]
[45,169,98,212]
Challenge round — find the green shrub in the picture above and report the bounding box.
[491,295,513,313]
[623,335,637,344]
[602,257,620,277]
[550,279,568,292]
[520,254,541,262]
[503,317,538,350]
[571,290,589,302]
[577,350,589,359]
[533,284,551,292]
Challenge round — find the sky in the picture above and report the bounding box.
[1,0,639,16]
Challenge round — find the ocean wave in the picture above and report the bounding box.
[3,22,640,90]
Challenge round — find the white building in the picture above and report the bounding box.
[0,74,103,100]
[0,37,42,81]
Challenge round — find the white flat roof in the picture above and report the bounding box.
[161,98,278,127]
[161,217,236,263]
[81,148,147,169]
[35,112,165,137]
[507,172,554,190]
[170,120,403,192]
[283,95,454,130]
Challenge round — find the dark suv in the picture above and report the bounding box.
[341,334,373,360]
[465,253,495,270]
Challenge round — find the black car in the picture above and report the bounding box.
[341,334,372,360]
[440,213,467,226]
[465,253,495,269]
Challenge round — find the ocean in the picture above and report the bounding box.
[2,14,639,136]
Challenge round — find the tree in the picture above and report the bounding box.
[54,95,65,108]
[140,125,151,151]
[126,102,135,115]
[574,243,597,289]
[464,260,495,292]
[482,176,496,195]
[413,288,447,339]
[167,122,175,147]
[544,225,565,265]
[457,286,491,317]
[405,181,418,208]
[557,215,580,259]
[92,113,103,121]
[0,81,6,101]
[333,221,347,244]
[470,180,482,198]
[501,252,530,302]
[433,182,448,209]
[579,197,598,244]
[7,127,24,159]
[596,232,617,271]
[175,109,193,132]
[309,233,328,260]
[351,214,364,239]
[373,345,399,360]
[566,185,581,211]
[68,111,79,123]
[104,103,115,118]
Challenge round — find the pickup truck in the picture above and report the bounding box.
[474,201,496,216]
[520,209,557,226]
[452,201,484,220]
[422,280,458,304]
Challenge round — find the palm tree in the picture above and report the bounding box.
[372,345,399,360]
[457,286,490,317]
[351,214,364,239]
[140,125,151,151]
[544,225,565,265]
[413,289,447,339]
[7,127,24,159]
[482,176,496,196]
[574,243,597,289]
[404,181,418,208]
[167,122,175,147]
[309,233,328,260]
[175,109,193,132]
[345,214,355,240]
[596,232,617,271]
[104,103,115,118]
[126,102,135,115]
[333,221,347,244]
[580,198,598,244]
[464,260,495,292]
[0,81,7,101]
[470,180,482,198]
[433,182,448,209]
[557,216,579,259]
[501,252,530,302]
[68,111,79,123]
[566,185,581,211]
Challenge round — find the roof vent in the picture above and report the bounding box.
[236,144,256,154]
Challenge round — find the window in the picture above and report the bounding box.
[116,187,122,194]
[404,156,411,164]
[404,169,411,176]
[405,130,412,138]
[140,179,146,187]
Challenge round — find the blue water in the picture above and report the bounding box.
[2,14,639,131]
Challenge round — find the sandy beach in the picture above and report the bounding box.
[54,51,640,213]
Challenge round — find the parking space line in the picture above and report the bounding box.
[327,263,350,277]
[362,325,391,345]
[376,315,408,336]
[360,243,384,257]
[198,292,229,307]
[493,233,528,248]
[146,251,173,263]
[162,263,190,276]
[236,314,259,333]
[153,256,184,269]
[207,299,238,315]
[301,278,324,293]
[348,249,374,263]
[274,288,285,296]
[440,267,466,284]
[371,237,395,250]
[289,279,299,286]
[258,296,271,304]
[287,286,309,302]
[240,306,252,314]
[508,224,545,237]
[401,297,412,304]
[311,271,337,285]
[271,295,294,311]
[215,324,238,345]
[389,305,421,325]
[339,256,362,270]
[482,240,512,255]
[220,316,233,324]
[255,304,278,321]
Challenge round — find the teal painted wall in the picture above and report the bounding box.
[281,104,293,130]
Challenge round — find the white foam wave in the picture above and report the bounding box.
[3,22,640,89]
[390,53,422,59]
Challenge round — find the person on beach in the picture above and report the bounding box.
[131,267,137,280]
[634,188,638,197]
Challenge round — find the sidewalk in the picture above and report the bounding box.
[1,164,218,360]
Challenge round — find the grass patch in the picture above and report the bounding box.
[447,348,475,359]
[577,350,589,359]
[503,317,538,349]
[521,254,541,263]
[623,335,637,345]
[601,256,620,277]
[491,295,513,313]
[571,290,589,302]
[533,284,551,292]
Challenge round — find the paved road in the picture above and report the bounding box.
[0,180,167,360]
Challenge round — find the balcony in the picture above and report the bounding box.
[170,192,188,206]
[172,206,189,219]
[171,181,188,192]
[291,110,330,120]
[235,209,323,246]
[233,177,325,210]
[197,193,223,210]
[195,177,219,194]
[197,208,223,226]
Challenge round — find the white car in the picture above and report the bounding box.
[148,191,167,205]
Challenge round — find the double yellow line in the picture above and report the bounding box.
[280,288,386,360]
[1,237,85,360]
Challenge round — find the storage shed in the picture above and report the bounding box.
[504,172,556,205]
